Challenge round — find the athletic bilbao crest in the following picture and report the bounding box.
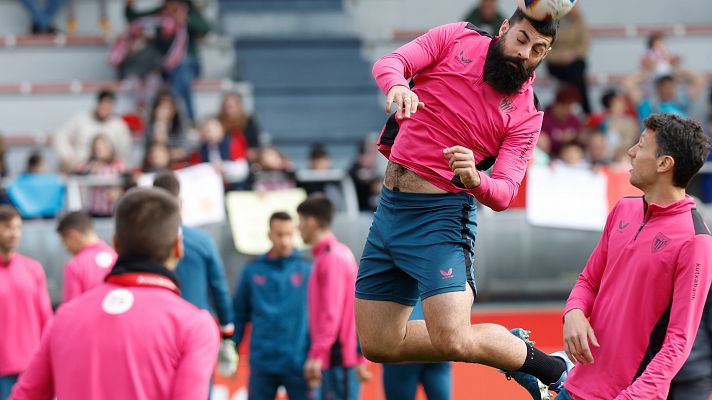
[652,232,670,253]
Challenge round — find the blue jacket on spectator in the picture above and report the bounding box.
[233,250,312,374]
[176,225,234,330]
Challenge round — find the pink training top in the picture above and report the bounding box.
[10,283,219,400]
[373,22,543,211]
[0,253,52,376]
[63,241,117,303]
[563,196,712,399]
[308,234,363,369]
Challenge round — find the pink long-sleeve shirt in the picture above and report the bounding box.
[308,234,362,369]
[372,22,543,211]
[62,241,117,303]
[563,196,712,399]
[10,282,219,400]
[0,253,52,376]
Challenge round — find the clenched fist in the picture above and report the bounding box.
[443,146,480,189]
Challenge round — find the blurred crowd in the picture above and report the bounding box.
[466,0,712,191]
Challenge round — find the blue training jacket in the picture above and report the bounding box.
[233,250,312,374]
[176,225,234,328]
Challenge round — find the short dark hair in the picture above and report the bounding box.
[114,188,181,263]
[97,89,116,103]
[644,113,711,188]
[26,152,44,172]
[508,8,559,45]
[297,194,335,229]
[153,171,181,198]
[655,74,676,88]
[0,205,20,223]
[600,89,618,110]
[269,211,292,227]
[647,32,665,49]
[310,144,329,161]
[57,211,94,235]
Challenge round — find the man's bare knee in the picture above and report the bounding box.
[430,330,474,361]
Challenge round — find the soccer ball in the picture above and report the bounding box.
[516,0,578,21]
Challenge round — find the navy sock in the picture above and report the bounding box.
[518,342,567,385]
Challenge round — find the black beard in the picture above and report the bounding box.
[483,37,538,95]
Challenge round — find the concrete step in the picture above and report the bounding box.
[0,34,235,82]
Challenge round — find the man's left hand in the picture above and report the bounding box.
[355,364,372,383]
[304,358,323,388]
[443,146,480,189]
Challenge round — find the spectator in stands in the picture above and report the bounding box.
[591,89,640,158]
[642,32,681,80]
[190,117,249,190]
[218,92,261,162]
[10,188,219,400]
[555,142,588,169]
[541,85,584,158]
[669,292,712,400]
[18,0,62,33]
[75,134,127,217]
[297,195,370,399]
[349,140,381,212]
[125,0,211,122]
[232,212,315,400]
[624,63,706,123]
[152,171,236,355]
[54,90,132,173]
[300,144,344,206]
[545,5,591,114]
[141,141,172,173]
[145,90,192,164]
[109,11,187,112]
[57,211,117,303]
[463,0,505,37]
[586,131,611,168]
[249,146,296,192]
[0,205,52,400]
[7,152,65,219]
[0,136,6,178]
[308,144,331,171]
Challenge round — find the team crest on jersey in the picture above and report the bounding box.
[253,275,267,285]
[102,288,134,315]
[291,272,304,287]
[499,97,517,112]
[652,232,670,253]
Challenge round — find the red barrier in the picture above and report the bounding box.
[212,308,565,399]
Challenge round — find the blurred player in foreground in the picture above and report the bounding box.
[10,188,219,400]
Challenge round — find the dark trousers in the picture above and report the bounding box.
[547,58,592,115]
[668,376,712,400]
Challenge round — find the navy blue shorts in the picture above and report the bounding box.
[356,186,477,306]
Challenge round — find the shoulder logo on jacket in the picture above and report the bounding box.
[253,275,267,285]
[457,50,472,65]
[652,232,670,253]
[617,221,629,232]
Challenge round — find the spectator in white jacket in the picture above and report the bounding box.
[54,90,132,173]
